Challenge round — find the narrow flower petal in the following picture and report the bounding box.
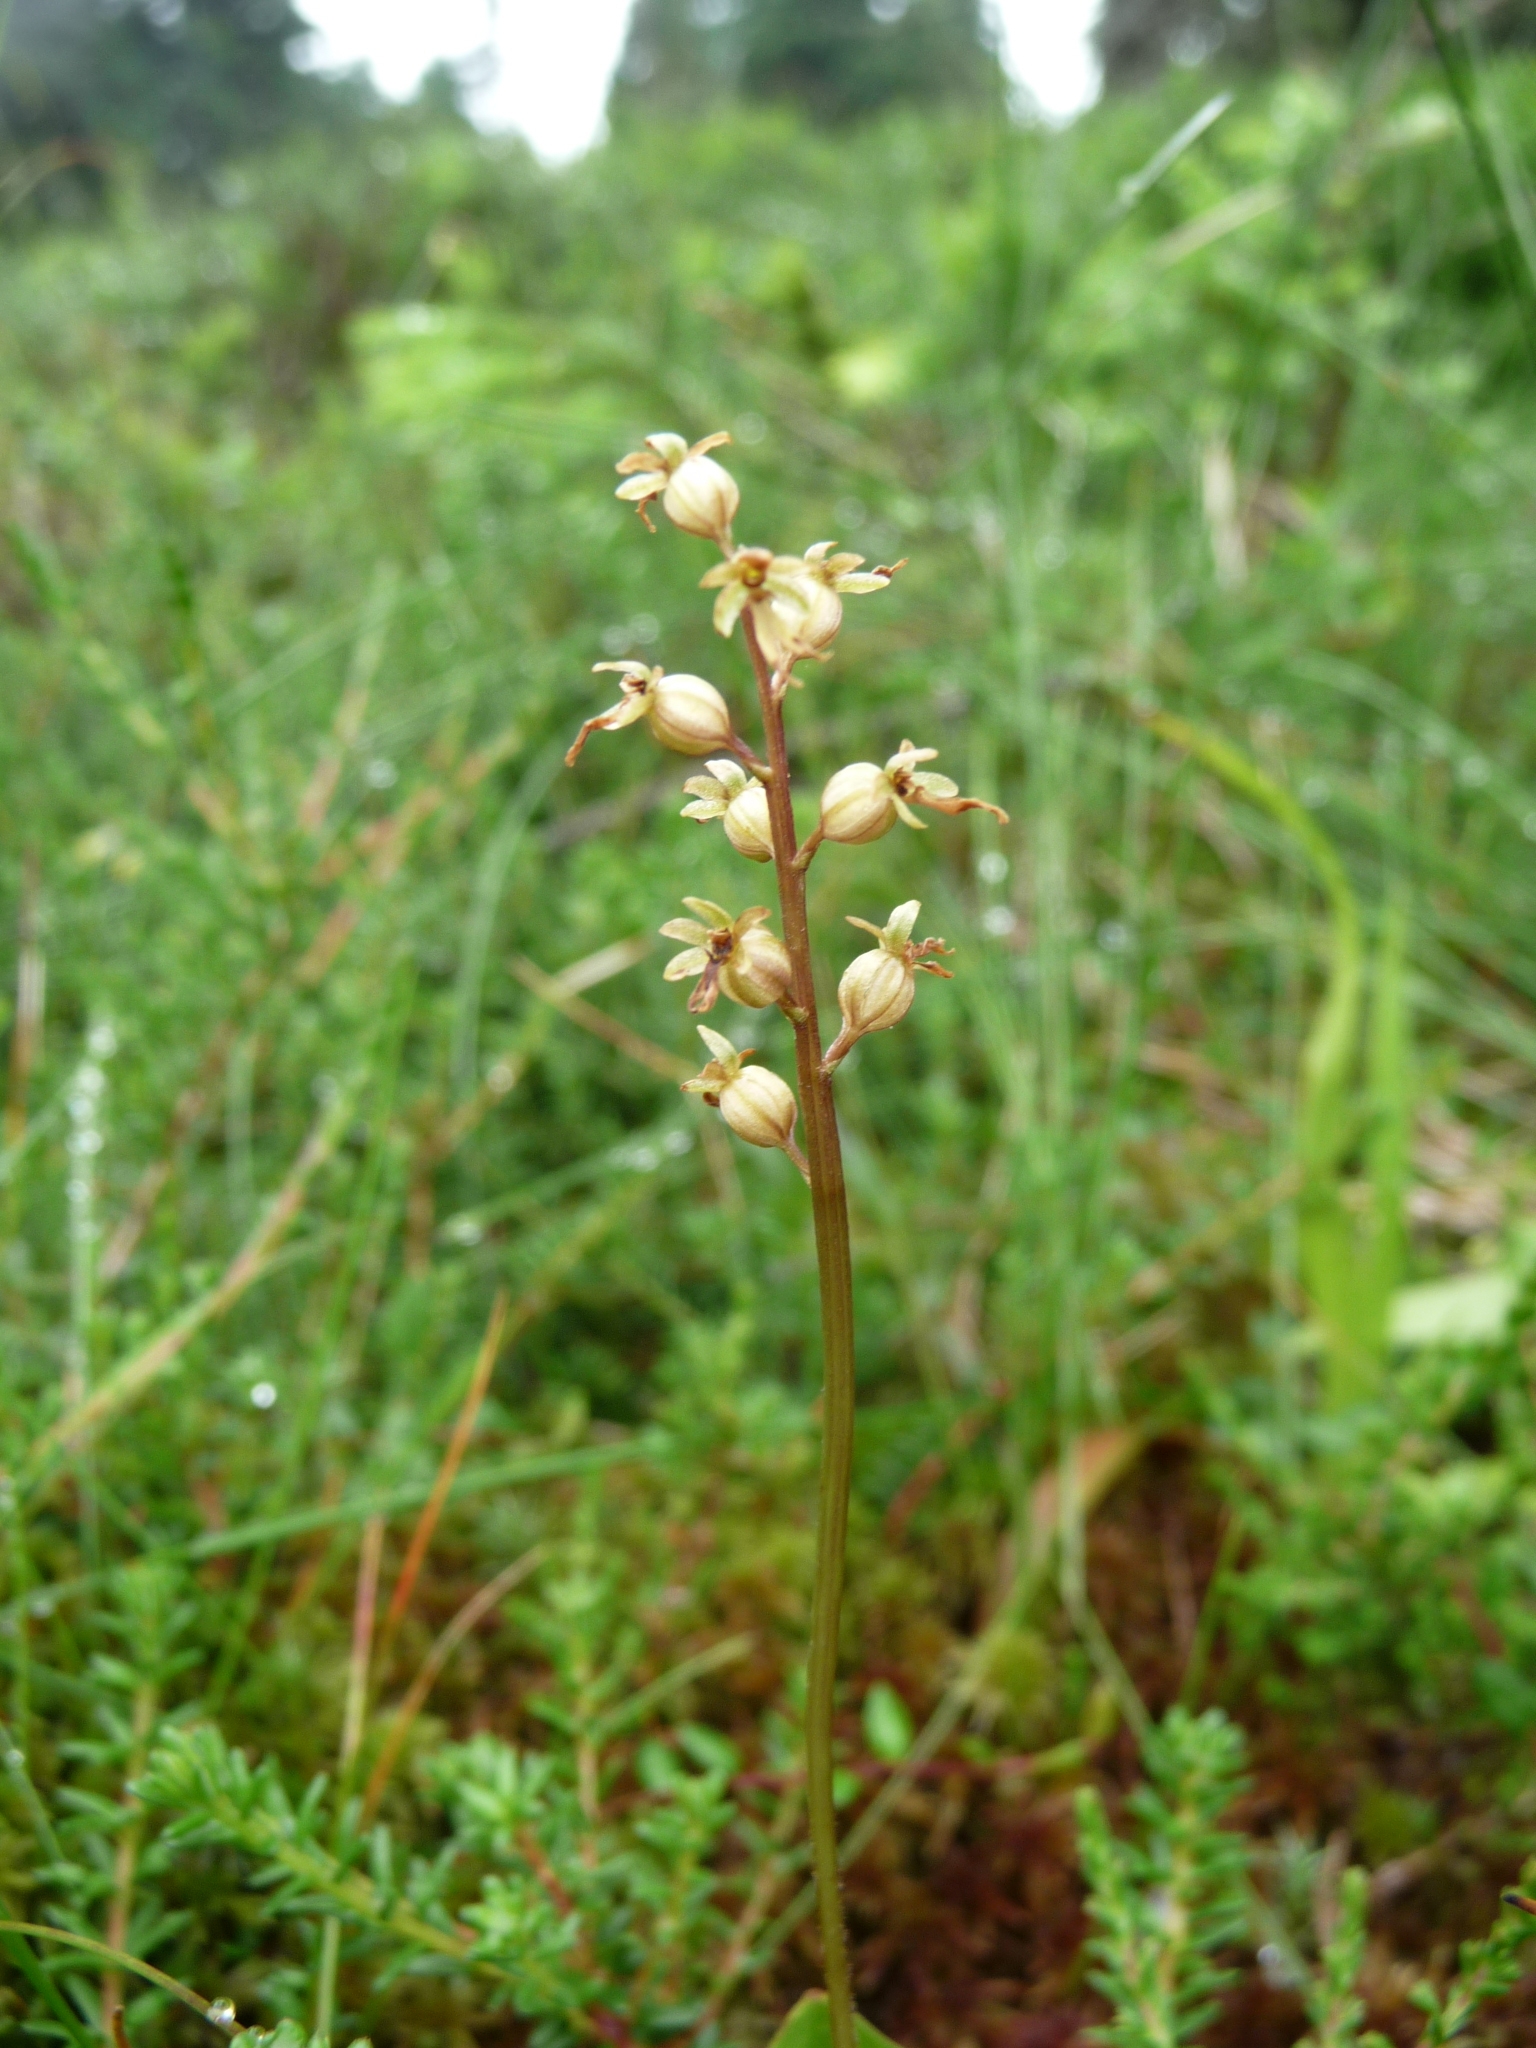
[711,583,750,637]
[564,694,649,765]
[664,948,710,981]
[642,432,689,464]
[886,900,921,946]
[660,918,710,944]
[593,660,659,682]
[683,897,733,926]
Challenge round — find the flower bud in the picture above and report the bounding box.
[682,1027,808,1176]
[824,900,954,1071]
[816,742,1008,841]
[759,574,845,666]
[723,781,774,862]
[662,900,793,1014]
[819,762,897,846]
[837,947,915,1039]
[648,673,735,756]
[663,454,740,545]
[681,760,775,862]
[719,926,793,1009]
[615,430,738,545]
[718,1063,798,1149]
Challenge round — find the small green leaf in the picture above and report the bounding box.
[861,1681,914,1764]
[766,1990,905,2048]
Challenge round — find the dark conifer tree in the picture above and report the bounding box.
[610,0,1004,124]
[0,0,360,181]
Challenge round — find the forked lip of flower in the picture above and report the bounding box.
[844,899,954,975]
[564,666,659,763]
[883,738,1009,826]
[799,541,906,593]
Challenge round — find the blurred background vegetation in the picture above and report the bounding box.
[6,0,1536,2042]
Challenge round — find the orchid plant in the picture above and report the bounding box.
[565,426,1005,2048]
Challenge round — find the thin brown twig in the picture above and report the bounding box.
[508,951,744,1214]
[510,956,689,1080]
[377,1289,510,1662]
[315,1515,385,2042]
[361,1546,546,1823]
[99,1679,158,2038]
[341,1516,385,1784]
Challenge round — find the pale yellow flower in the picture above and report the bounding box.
[615,431,739,544]
[681,759,775,863]
[661,898,793,1014]
[819,740,1008,845]
[824,900,953,1069]
[697,546,807,639]
[681,1025,803,1167]
[755,540,904,667]
[565,662,735,767]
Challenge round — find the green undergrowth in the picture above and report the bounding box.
[4,30,1536,2046]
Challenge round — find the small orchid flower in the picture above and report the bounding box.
[824,900,953,1070]
[681,759,774,863]
[756,541,905,667]
[681,1025,806,1173]
[819,740,1009,845]
[615,431,739,545]
[661,898,794,1014]
[697,546,809,640]
[565,662,736,767]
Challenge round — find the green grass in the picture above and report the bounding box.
[4,37,1536,2046]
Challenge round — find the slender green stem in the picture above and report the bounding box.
[741,610,857,2048]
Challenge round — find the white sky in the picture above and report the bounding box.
[293,0,1101,163]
